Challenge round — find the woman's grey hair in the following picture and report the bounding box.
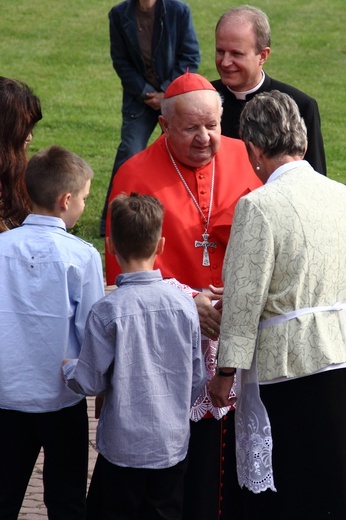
[239,90,307,159]
[216,5,271,52]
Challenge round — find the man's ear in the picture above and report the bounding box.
[156,237,165,256]
[259,47,271,66]
[158,115,168,135]
[57,192,71,211]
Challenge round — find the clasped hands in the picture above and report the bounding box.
[194,284,223,339]
[194,285,237,408]
[144,91,164,111]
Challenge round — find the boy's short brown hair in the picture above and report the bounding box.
[25,145,94,210]
[110,192,164,262]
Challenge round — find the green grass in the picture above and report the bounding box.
[1,0,346,262]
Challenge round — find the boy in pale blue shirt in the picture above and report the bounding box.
[63,192,206,520]
[0,145,104,519]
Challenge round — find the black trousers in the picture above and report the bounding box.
[241,369,346,520]
[88,453,187,520]
[0,399,88,520]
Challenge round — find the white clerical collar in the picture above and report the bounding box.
[227,71,265,100]
[266,160,312,184]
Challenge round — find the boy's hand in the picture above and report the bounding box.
[61,358,70,383]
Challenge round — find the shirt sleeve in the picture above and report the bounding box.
[109,8,154,99]
[190,311,207,405]
[218,197,275,369]
[64,308,115,396]
[300,97,327,176]
[74,249,105,348]
[159,6,200,92]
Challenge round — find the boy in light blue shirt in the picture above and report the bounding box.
[63,192,206,519]
[0,145,104,519]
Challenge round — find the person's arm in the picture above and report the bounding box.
[194,286,223,339]
[62,308,115,396]
[190,312,207,405]
[208,369,237,408]
[301,97,327,175]
[160,5,200,92]
[109,8,155,100]
[144,91,165,110]
[63,355,104,417]
[74,250,104,348]
[164,278,223,339]
[209,197,274,406]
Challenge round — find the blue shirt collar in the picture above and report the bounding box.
[23,214,67,231]
[116,269,163,287]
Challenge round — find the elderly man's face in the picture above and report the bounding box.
[215,20,269,92]
[160,91,222,168]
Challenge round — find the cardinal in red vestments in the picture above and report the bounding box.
[102,72,262,519]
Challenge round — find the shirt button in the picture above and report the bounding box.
[200,190,206,195]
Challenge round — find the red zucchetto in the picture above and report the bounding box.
[164,72,216,98]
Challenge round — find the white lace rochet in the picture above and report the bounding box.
[190,336,235,421]
[235,301,346,494]
[235,343,276,493]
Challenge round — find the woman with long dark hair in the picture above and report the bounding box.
[0,76,42,231]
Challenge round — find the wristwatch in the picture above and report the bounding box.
[217,368,236,377]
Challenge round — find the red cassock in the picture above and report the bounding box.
[105,134,262,287]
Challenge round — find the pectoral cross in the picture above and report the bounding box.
[195,233,217,266]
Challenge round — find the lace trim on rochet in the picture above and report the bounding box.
[236,302,346,494]
[235,348,276,493]
[190,337,235,421]
[162,278,235,421]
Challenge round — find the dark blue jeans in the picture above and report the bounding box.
[100,104,160,233]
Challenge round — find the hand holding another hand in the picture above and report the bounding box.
[194,285,223,339]
[208,372,237,408]
[144,91,164,110]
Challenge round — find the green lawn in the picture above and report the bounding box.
[1,0,345,261]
